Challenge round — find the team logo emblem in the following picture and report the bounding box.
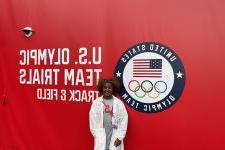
[114,42,186,113]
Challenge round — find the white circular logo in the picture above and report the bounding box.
[114,42,186,113]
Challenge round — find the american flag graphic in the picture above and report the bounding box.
[133,59,162,78]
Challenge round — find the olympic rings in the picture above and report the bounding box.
[154,80,167,93]
[128,79,168,99]
[128,80,140,92]
[148,86,160,99]
[141,80,153,93]
[135,86,146,98]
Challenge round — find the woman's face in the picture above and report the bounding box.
[103,82,113,99]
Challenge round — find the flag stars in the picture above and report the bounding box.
[150,59,162,69]
[116,71,122,77]
[176,71,183,78]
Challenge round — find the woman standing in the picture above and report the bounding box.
[89,78,128,150]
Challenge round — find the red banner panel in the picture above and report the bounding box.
[0,0,225,149]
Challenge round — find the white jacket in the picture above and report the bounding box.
[89,96,128,150]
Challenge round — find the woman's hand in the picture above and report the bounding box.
[114,138,121,147]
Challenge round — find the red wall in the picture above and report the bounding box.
[1,0,225,149]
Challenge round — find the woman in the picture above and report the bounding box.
[89,78,128,150]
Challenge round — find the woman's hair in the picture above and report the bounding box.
[97,78,120,95]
